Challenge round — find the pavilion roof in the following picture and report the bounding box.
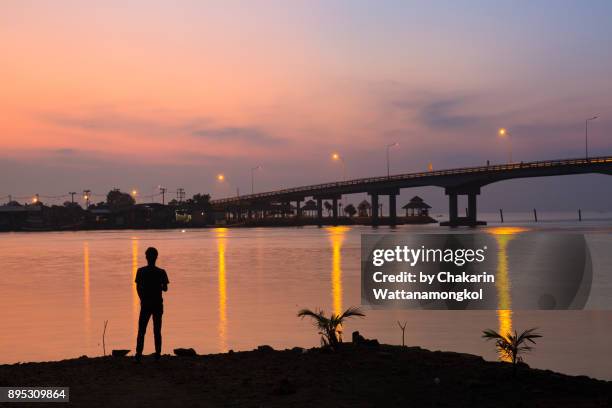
[402,196,431,209]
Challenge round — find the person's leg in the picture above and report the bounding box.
[136,307,152,359]
[152,309,163,358]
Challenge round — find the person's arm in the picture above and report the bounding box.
[135,269,144,299]
[161,270,169,292]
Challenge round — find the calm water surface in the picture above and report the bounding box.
[1,215,611,380]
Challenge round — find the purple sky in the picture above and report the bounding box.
[1,1,612,211]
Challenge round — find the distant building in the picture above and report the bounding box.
[402,196,431,217]
[0,204,29,230]
[0,203,46,230]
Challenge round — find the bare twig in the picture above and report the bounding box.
[102,320,108,356]
[397,321,407,347]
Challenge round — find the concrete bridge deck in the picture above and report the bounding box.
[211,156,612,226]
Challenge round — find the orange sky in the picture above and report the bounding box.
[1,1,612,208]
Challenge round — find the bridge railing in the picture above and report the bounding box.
[211,155,612,204]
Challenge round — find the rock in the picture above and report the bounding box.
[173,348,197,357]
[366,339,380,348]
[256,345,274,352]
[352,331,379,348]
[111,349,130,357]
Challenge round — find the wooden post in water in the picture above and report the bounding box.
[578,209,582,221]
[499,209,504,223]
[533,208,538,222]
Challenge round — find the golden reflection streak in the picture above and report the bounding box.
[83,242,91,339]
[215,228,228,352]
[326,226,349,320]
[487,227,528,361]
[131,237,139,337]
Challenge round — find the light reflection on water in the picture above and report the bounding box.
[1,223,611,381]
[216,228,228,352]
[131,237,139,338]
[83,242,91,341]
[487,227,531,358]
[327,226,348,317]
[490,229,517,361]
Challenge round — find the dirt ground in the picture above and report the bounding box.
[1,344,610,407]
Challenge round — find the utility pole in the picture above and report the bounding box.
[585,116,598,159]
[177,188,185,203]
[69,192,76,204]
[251,165,262,194]
[159,187,167,205]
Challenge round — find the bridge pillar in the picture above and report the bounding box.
[370,193,379,226]
[389,194,397,225]
[468,193,477,223]
[332,198,338,224]
[449,193,458,222]
[368,189,398,226]
[284,202,291,218]
[313,194,341,226]
[295,200,302,218]
[440,186,486,227]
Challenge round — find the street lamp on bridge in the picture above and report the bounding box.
[386,142,399,177]
[498,128,512,163]
[332,153,346,181]
[216,173,239,197]
[251,165,262,194]
[585,116,598,160]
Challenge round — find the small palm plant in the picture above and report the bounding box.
[482,328,542,373]
[298,307,365,350]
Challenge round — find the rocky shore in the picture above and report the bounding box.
[0,344,610,407]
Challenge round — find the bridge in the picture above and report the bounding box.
[211,156,612,226]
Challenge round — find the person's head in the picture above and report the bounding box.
[145,247,158,265]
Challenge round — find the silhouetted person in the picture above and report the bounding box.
[135,247,169,362]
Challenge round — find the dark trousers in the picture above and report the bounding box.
[136,305,163,356]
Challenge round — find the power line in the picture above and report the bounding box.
[2,187,191,204]
[176,188,185,202]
